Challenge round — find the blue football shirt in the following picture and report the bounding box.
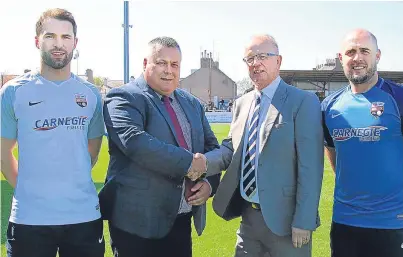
[322,77,403,229]
[0,71,105,225]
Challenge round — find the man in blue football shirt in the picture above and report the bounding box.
[322,29,403,257]
[0,8,105,257]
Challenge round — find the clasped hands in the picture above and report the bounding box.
[185,153,210,206]
[186,153,207,181]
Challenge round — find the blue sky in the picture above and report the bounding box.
[1,1,402,82]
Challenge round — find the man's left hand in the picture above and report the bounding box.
[186,180,211,206]
[291,227,311,248]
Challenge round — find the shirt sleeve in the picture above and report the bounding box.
[385,81,403,134]
[1,86,17,139]
[321,100,334,148]
[88,88,105,139]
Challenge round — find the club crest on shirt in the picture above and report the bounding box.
[75,93,87,108]
[370,102,384,118]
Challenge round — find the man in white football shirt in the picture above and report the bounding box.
[0,8,105,257]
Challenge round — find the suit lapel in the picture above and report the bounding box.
[139,76,180,146]
[232,92,255,170]
[260,80,288,149]
[174,90,198,151]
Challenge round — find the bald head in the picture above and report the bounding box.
[341,29,378,51]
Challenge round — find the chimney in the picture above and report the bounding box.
[201,50,208,68]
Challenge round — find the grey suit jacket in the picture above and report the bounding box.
[206,80,324,236]
[99,75,220,239]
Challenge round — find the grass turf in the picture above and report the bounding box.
[1,123,334,257]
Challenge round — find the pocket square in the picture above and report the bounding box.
[274,122,287,128]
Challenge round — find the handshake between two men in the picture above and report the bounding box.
[183,153,210,206]
[186,153,208,181]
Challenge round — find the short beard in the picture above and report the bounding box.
[346,64,377,85]
[41,50,73,70]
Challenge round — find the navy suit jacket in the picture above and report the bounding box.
[99,75,220,239]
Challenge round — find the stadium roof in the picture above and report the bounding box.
[280,70,403,84]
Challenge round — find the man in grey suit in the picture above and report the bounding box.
[100,37,220,257]
[205,34,324,257]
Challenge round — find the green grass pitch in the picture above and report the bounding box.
[1,123,335,257]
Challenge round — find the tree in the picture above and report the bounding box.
[93,76,104,87]
[236,77,254,95]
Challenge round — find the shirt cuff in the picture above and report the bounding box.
[203,178,212,196]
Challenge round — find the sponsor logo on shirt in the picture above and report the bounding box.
[34,116,88,131]
[332,126,388,142]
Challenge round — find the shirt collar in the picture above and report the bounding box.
[374,76,384,89]
[347,76,384,94]
[255,76,281,99]
[154,90,174,102]
[34,70,73,84]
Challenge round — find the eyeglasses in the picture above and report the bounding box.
[243,53,279,65]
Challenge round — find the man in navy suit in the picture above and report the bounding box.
[100,36,220,257]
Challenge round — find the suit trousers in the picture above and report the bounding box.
[235,205,311,257]
[109,212,192,257]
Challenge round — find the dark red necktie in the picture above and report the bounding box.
[162,96,195,200]
[162,96,188,150]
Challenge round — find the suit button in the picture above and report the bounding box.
[176,184,182,189]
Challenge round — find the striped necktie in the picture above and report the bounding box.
[242,94,261,198]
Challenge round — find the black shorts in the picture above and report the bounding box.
[330,221,403,257]
[6,218,105,257]
[109,213,192,257]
